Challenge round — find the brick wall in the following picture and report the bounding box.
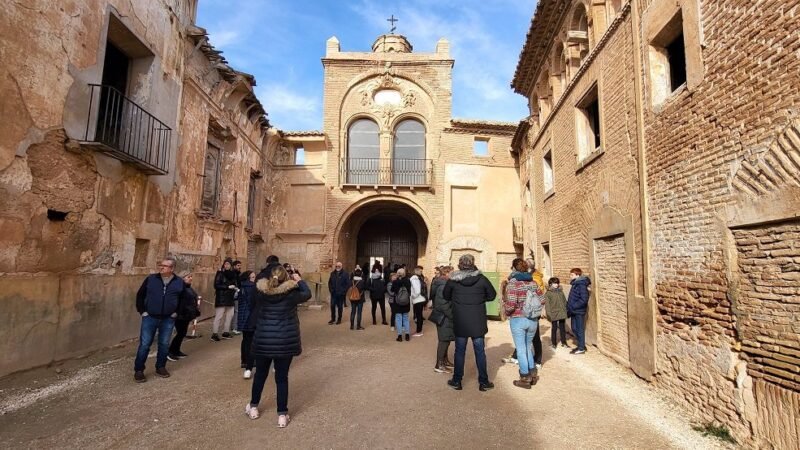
[595,235,630,364]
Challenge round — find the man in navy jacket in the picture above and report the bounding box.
[327,261,350,325]
[567,268,591,354]
[134,256,186,382]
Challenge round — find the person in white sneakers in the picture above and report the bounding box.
[410,266,427,337]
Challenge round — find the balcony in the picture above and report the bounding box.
[341,158,433,188]
[80,84,172,175]
[513,217,523,244]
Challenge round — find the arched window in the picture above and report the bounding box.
[347,118,379,184]
[392,119,426,185]
[552,41,567,98]
[568,3,591,67]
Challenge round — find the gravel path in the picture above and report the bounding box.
[0,308,728,449]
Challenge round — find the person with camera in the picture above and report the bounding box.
[212,258,239,341]
[245,265,311,427]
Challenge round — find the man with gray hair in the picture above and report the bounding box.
[443,254,497,391]
[134,256,186,383]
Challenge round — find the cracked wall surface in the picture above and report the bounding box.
[0,0,274,378]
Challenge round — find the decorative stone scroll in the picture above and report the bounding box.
[356,73,419,127]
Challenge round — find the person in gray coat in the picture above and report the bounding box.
[433,266,455,373]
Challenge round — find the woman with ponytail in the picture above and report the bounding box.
[245,265,311,428]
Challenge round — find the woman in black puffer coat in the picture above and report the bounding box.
[245,264,311,427]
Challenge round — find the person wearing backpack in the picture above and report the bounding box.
[348,268,366,330]
[503,258,542,389]
[391,268,412,341]
[369,268,387,325]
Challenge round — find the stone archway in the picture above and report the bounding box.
[334,197,430,271]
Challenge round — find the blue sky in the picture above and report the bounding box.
[196,0,537,131]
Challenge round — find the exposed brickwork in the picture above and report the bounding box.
[595,235,630,363]
[733,221,800,391]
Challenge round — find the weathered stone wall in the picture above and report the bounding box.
[595,235,630,364]
[0,1,274,377]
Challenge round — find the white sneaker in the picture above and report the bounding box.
[502,357,519,365]
[243,369,252,379]
[412,332,423,337]
[535,363,543,370]
[245,403,259,420]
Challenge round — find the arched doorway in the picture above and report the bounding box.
[357,215,418,270]
[335,199,429,271]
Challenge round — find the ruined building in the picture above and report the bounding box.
[511,0,800,447]
[0,1,273,377]
[266,34,522,296]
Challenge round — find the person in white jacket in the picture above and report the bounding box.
[410,266,428,337]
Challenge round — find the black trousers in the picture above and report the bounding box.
[169,319,190,354]
[389,302,397,326]
[551,319,567,346]
[413,302,425,333]
[436,340,451,366]
[511,322,543,365]
[330,293,344,322]
[250,356,293,415]
[241,331,254,369]
[371,296,386,324]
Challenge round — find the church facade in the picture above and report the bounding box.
[267,34,522,294]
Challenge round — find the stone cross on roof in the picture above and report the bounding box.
[387,14,398,34]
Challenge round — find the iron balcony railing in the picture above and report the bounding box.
[341,158,433,187]
[81,84,172,175]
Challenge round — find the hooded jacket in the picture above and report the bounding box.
[432,276,455,342]
[251,278,312,358]
[567,276,591,316]
[214,269,239,307]
[443,269,497,338]
[545,286,568,321]
[390,276,412,313]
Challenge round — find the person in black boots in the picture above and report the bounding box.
[433,266,455,373]
[443,254,497,392]
[369,265,387,325]
[238,270,257,379]
[327,261,349,325]
[168,270,201,362]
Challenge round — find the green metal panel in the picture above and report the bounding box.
[483,272,501,318]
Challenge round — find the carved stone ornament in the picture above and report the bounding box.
[356,74,419,127]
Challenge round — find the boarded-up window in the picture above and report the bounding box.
[246,173,257,229]
[201,141,221,214]
[594,235,630,364]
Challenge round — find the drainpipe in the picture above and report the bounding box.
[629,0,657,371]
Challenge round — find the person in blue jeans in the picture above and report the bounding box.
[567,267,590,354]
[443,254,497,391]
[391,268,412,341]
[502,258,541,388]
[134,257,186,383]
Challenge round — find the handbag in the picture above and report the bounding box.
[427,309,446,326]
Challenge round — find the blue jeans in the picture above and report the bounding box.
[510,317,539,376]
[452,336,489,384]
[395,312,409,335]
[134,315,175,372]
[350,300,364,327]
[571,313,586,350]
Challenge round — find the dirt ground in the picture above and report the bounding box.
[0,307,729,449]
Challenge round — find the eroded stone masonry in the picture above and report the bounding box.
[512,0,800,447]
